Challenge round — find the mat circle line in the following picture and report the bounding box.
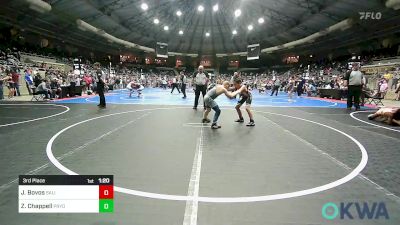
[0,103,70,128]
[350,111,400,133]
[46,107,368,203]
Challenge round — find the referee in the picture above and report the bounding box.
[193,65,208,110]
[94,62,106,108]
[344,62,364,111]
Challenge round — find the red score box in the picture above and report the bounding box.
[99,185,114,199]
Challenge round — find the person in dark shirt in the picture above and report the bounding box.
[94,62,106,108]
[50,78,61,99]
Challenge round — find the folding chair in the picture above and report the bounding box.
[31,87,45,101]
[364,91,384,106]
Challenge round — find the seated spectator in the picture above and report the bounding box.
[368,107,400,126]
[36,79,52,99]
[33,73,42,87]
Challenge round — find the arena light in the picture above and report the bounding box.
[232,29,237,35]
[141,3,148,10]
[247,24,253,31]
[234,9,241,17]
[179,30,184,35]
[198,5,204,12]
[176,10,182,16]
[76,19,99,33]
[26,0,52,13]
[153,18,159,24]
[164,25,169,31]
[258,17,264,24]
[213,4,219,12]
[205,32,210,37]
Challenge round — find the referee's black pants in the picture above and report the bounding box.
[181,83,187,98]
[194,85,206,109]
[97,82,106,107]
[347,85,362,109]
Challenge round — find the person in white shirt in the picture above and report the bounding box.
[171,75,181,94]
[193,65,208,110]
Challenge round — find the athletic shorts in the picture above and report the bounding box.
[204,95,217,108]
[238,93,252,105]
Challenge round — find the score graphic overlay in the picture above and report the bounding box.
[18,175,113,213]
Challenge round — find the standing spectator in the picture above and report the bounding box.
[344,63,364,111]
[392,72,399,90]
[0,74,5,100]
[24,69,33,95]
[5,72,15,98]
[11,69,21,96]
[94,62,106,108]
[181,72,188,99]
[193,65,208,110]
[379,79,388,98]
[297,77,306,96]
[83,74,92,94]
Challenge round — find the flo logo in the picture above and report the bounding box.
[359,12,382,20]
[322,202,389,220]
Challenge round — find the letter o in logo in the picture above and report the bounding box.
[375,12,382,20]
[322,202,339,220]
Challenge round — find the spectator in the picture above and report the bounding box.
[11,69,21,96]
[392,72,399,90]
[24,69,33,95]
[36,79,51,99]
[50,78,61,99]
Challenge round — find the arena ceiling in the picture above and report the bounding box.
[1,0,400,56]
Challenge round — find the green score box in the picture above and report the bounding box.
[99,199,114,213]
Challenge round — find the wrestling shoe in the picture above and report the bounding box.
[211,123,221,129]
[235,118,244,123]
[246,121,255,127]
[202,118,211,123]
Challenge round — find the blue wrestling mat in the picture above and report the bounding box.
[54,88,348,108]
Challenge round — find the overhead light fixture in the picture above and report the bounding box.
[232,29,237,35]
[258,17,264,24]
[153,18,159,24]
[141,3,148,10]
[176,10,182,16]
[247,24,253,30]
[234,9,241,17]
[213,4,219,12]
[205,32,210,37]
[164,25,169,31]
[26,0,52,13]
[198,5,204,12]
[179,30,184,35]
